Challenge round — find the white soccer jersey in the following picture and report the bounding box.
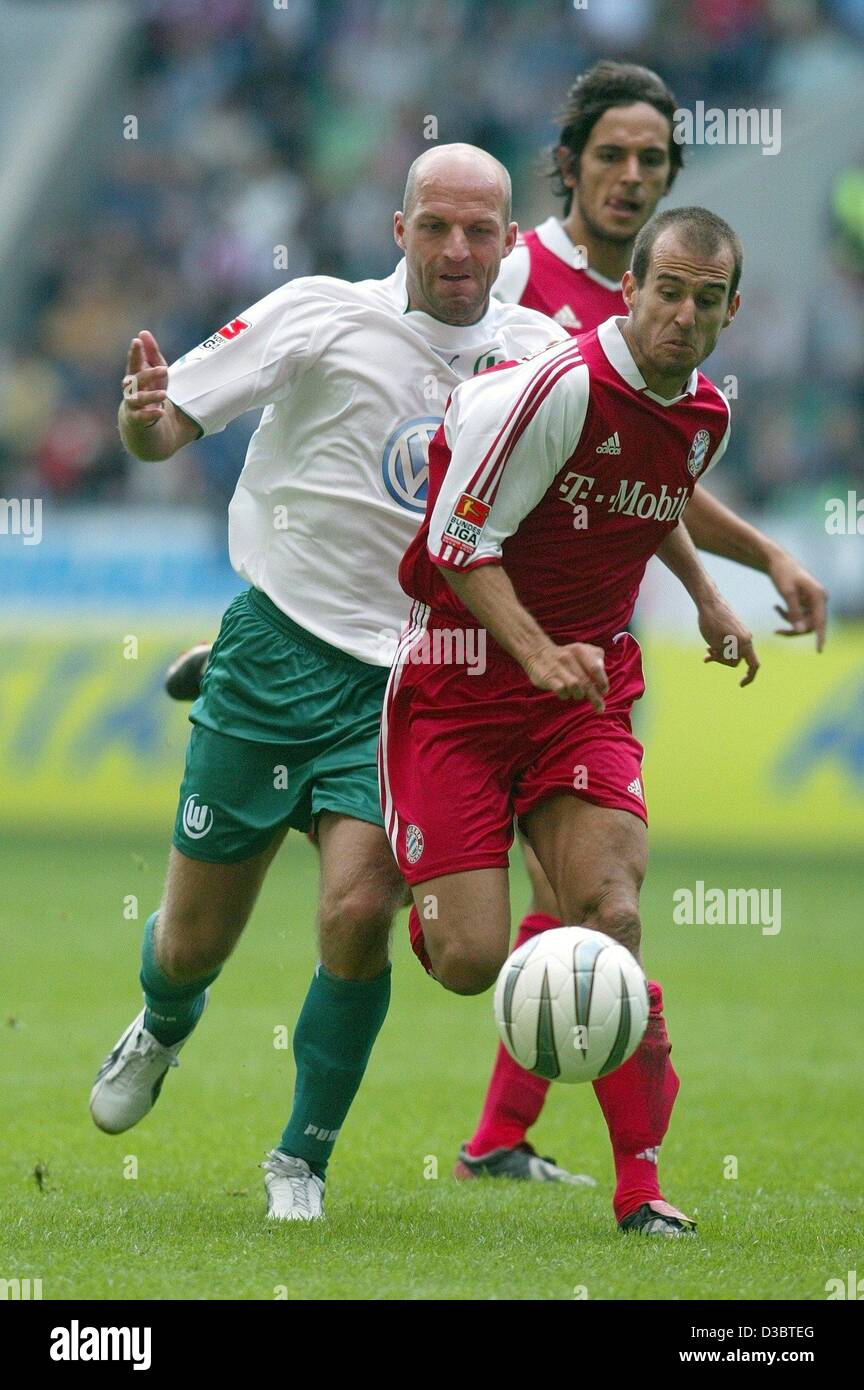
[167,260,563,665]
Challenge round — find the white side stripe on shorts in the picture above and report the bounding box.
[378,599,430,854]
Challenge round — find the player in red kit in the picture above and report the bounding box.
[382,208,762,1236]
[456,61,829,1184]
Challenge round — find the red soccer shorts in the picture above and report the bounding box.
[379,621,647,886]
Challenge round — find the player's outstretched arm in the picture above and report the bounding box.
[442,565,608,710]
[657,520,760,687]
[687,485,828,651]
[119,330,201,462]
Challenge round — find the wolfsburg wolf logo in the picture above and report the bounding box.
[182,795,214,839]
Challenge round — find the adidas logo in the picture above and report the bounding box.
[596,432,621,455]
[627,777,643,800]
[554,304,581,328]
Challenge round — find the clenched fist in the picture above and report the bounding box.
[523,642,609,711]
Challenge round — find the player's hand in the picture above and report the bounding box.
[523,642,608,710]
[121,330,169,427]
[698,595,760,687]
[767,550,828,652]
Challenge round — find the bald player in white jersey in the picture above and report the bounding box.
[89,145,587,1219]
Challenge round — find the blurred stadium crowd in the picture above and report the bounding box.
[1,0,863,525]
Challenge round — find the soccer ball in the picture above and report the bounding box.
[493,925,649,1084]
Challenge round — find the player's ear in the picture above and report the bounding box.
[723,290,741,328]
[393,211,406,251]
[555,144,578,187]
[621,269,637,311]
[502,221,518,257]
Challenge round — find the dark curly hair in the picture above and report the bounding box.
[551,61,683,216]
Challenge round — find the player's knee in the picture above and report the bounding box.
[584,898,642,956]
[319,886,394,944]
[431,941,503,996]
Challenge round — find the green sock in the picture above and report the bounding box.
[279,962,391,1178]
[140,912,220,1046]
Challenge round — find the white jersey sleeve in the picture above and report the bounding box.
[701,391,732,477]
[492,241,531,304]
[427,342,590,571]
[166,282,337,436]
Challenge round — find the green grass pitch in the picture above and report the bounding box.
[1,832,861,1301]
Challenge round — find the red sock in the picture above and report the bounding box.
[466,912,560,1157]
[592,979,681,1224]
[408,905,436,977]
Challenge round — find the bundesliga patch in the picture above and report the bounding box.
[443,493,490,555]
[687,429,711,477]
[198,317,251,353]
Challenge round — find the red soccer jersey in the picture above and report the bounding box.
[398,317,731,649]
[494,215,626,332]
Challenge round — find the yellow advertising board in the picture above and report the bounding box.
[639,629,864,850]
[1,626,861,849]
[0,630,194,835]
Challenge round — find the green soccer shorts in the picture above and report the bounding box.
[172,588,390,863]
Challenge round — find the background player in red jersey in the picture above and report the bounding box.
[382,207,755,1236]
[458,60,829,1182]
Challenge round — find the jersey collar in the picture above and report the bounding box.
[390,256,505,349]
[534,217,623,292]
[598,316,699,406]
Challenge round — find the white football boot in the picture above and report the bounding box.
[261,1150,325,1221]
[89,994,208,1134]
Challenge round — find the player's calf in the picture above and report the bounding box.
[156,930,229,984]
[155,843,281,983]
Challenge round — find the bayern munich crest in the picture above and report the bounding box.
[687,429,711,476]
[381,416,441,513]
[405,822,425,864]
